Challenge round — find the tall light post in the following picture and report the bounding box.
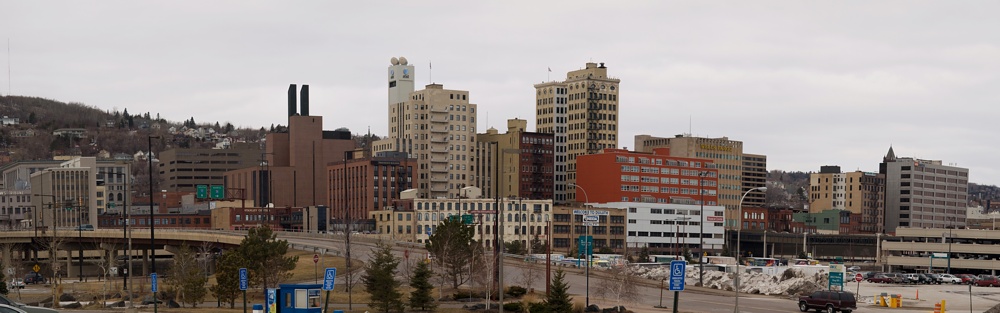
[148,135,160,275]
[569,183,591,308]
[698,171,709,286]
[100,171,131,295]
[734,186,766,313]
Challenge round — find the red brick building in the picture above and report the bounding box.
[329,151,418,223]
[97,211,213,229]
[574,148,718,205]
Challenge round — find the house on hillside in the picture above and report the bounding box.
[53,128,87,138]
[0,116,20,126]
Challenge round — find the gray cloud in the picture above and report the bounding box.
[2,1,998,185]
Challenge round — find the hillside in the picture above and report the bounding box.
[0,95,266,162]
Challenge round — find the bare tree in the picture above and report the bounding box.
[595,266,642,309]
[38,234,67,308]
[517,257,539,292]
[94,239,121,305]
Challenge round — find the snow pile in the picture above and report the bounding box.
[633,266,825,296]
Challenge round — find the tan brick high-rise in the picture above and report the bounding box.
[534,62,620,203]
[374,57,477,199]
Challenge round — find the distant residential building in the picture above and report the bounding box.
[880,147,969,233]
[576,147,718,205]
[52,128,86,138]
[634,134,768,229]
[0,116,19,125]
[11,129,36,138]
[410,197,552,249]
[475,119,555,200]
[535,62,621,203]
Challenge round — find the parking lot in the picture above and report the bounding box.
[845,279,1000,312]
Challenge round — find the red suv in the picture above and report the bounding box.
[799,291,857,313]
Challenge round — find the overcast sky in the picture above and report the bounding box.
[2,1,998,186]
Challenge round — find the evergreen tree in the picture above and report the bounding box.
[209,250,243,308]
[238,226,298,289]
[408,260,436,311]
[27,112,36,124]
[545,269,573,313]
[638,246,650,262]
[363,241,404,313]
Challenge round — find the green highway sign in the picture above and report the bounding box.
[210,185,224,199]
[462,214,474,224]
[829,272,844,287]
[577,235,593,257]
[196,185,208,199]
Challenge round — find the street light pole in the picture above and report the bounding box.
[148,135,160,275]
[78,205,84,282]
[734,186,767,313]
[698,171,708,286]
[570,183,591,308]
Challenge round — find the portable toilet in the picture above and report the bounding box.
[277,283,323,313]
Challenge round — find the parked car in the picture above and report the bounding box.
[847,266,861,272]
[975,275,1000,287]
[903,273,925,284]
[73,224,94,231]
[881,273,905,284]
[867,274,895,284]
[6,279,24,289]
[936,274,962,284]
[958,274,979,285]
[22,273,44,284]
[0,294,58,313]
[798,290,857,313]
[919,274,939,284]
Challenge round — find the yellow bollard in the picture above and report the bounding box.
[941,300,946,312]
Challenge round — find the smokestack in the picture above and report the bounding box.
[300,85,310,116]
[287,84,297,116]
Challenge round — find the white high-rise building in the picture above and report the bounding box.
[374,57,477,199]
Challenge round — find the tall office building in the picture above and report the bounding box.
[809,165,885,234]
[634,134,767,229]
[534,62,620,203]
[158,142,260,192]
[880,147,969,233]
[373,57,478,199]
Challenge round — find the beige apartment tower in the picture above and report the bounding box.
[634,134,767,229]
[374,57,477,199]
[534,62,620,203]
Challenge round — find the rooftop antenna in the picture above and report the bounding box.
[689,115,692,136]
[6,38,10,96]
[429,61,433,84]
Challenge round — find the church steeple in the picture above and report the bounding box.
[884,146,897,162]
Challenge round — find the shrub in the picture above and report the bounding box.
[506,285,528,298]
[503,302,524,313]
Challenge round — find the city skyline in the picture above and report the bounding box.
[2,1,998,185]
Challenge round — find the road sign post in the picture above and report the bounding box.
[669,260,686,313]
[323,268,337,313]
[313,254,320,284]
[239,268,248,313]
[151,273,159,313]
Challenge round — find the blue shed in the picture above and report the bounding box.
[277,283,322,313]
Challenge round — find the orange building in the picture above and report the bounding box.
[574,148,718,205]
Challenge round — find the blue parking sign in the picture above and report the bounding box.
[239,268,248,291]
[151,273,158,292]
[668,260,685,291]
[323,268,337,291]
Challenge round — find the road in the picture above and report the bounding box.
[280,234,804,313]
